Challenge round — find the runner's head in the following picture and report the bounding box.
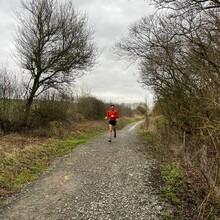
[110,104,114,110]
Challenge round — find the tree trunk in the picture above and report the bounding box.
[23,78,39,126]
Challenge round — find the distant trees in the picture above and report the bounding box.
[116,0,220,217]
[136,103,148,115]
[77,95,106,120]
[14,0,97,124]
[0,67,22,131]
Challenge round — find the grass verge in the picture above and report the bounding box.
[139,124,184,219]
[0,131,100,198]
[0,116,141,207]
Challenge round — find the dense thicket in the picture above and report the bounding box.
[117,0,220,218]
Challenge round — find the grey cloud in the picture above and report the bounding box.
[0,0,154,105]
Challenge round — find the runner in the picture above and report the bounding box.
[105,104,119,142]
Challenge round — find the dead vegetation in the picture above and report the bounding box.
[142,115,220,219]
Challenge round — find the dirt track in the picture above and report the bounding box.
[0,121,166,220]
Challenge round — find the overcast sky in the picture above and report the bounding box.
[0,0,155,106]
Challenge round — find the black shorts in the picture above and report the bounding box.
[109,120,117,126]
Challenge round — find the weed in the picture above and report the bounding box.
[161,213,175,220]
[161,163,183,186]
[12,172,39,189]
[143,131,156,142]
[141,130,169,162]
[156,115,168,130]
[160,163,183,206]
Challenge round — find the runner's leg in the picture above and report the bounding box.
[113,126,116,138]
[109,124,113,141]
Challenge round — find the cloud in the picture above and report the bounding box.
[0,0,19,67]
[72,0,155,105]
[0,0,155,105]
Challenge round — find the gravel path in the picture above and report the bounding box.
[0,121,165,220]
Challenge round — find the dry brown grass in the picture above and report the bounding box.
[0,120,106,156]
[0,135,46,154]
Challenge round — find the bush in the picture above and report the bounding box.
[77,96,106,120]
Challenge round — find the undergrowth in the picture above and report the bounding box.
[139,121,184,219]
[140,116,220,219]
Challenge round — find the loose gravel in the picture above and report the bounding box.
[0,121,166,220]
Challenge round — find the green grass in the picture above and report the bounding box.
[0,131,101,196]
[142,131,156,141]
[140,130,167,160]
[56,131,100,156]
[160,163,183,205]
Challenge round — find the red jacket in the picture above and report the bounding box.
[107,110,119,120]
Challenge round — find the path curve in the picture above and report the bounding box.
[0,121,164,220]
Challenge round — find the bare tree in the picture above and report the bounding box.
[14,0,97,124]
[0,67,15,100]
[116,2,220,217]
[0,67,16,117]
[0,67,23,132]
[153,0,220,10]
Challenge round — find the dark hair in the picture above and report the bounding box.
[111,104,114,107]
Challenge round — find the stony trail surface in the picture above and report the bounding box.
[0,121,165,220]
